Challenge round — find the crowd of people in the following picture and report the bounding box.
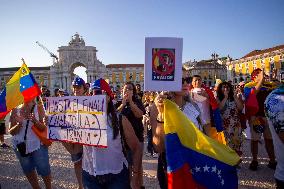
[1,67,283,189]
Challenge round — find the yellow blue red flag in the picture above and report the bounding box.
[164,100,240,189]
[0,63,41,119]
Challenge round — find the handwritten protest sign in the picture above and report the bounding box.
[46,95,107,147]
[144,37,183,91]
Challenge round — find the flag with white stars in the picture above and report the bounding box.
[164,100,240,189]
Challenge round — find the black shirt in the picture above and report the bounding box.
[121,99,145,142]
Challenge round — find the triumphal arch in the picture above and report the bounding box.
[49,33,107,93]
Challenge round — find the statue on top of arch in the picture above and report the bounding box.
[69,33,85,47]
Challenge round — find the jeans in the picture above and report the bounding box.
[82,165,130,189]
[14,145,51,176]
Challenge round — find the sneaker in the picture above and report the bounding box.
[267,161,277,170]
[152,153,158,158]
[0,143,10,148]
[249,160,258,171]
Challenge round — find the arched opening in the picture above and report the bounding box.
[71,62,87,83]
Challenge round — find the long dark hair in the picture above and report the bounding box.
[217,82,234,102]
[124,81,139,102]
[107,99,119,139]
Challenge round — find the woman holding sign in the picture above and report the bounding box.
[62,76,87,189]
[9,96,52,189]
[82,78,130,189]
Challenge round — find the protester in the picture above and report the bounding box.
[53,88,59,97]
[61,76,86,189]
[117,81,145,189]
[58,88,65,97]
[0,117,10,148]
[142,92,157,158]
[149,77,202,189]
[85,82,90,96]
[189,75,224,143]
[8,96,52,189]
[82,78,130,189]
[265,84,284,189]
[244,68,277,171]
[135,83,144,100]
[217,81,244,155]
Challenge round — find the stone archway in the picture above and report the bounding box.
[70,62,87,82]
[49,33,107,94]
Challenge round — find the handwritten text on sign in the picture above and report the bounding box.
[46,95,107,147]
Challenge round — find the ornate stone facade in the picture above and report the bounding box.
[105,64,144,91]
[50,33,107,93]
[0,33,144,94]
[226,44,284,84]
[183,58,227,87]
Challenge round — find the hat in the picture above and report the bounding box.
[72,77,85,86]
[91,78,113,99]
[58,88,64,92]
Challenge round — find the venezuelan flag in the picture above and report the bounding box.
[0,63,41,119]
[164,100,240,189]
[244,81,277,118]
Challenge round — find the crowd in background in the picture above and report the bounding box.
[1,67,283,189]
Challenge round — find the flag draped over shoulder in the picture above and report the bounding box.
[244,81,277,118]
[164,100,240,189]
[0,63,41,119]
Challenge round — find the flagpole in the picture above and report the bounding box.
[21,58,25,64]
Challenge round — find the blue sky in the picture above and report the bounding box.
[0,0,284,69]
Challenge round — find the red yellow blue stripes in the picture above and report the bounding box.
[164,100,239,189]
[0,63,41,119]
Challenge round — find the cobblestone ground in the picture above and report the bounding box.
[0,137,277,189]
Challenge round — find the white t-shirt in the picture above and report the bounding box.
[12,106,41,154]
[82,116,128,176]
[191,89,211,125]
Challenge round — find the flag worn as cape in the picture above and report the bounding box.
[164,100,240,189]
[244,81,277,118]
[0,63,41,119]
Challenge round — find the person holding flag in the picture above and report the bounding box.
[149,77,240,189]
[244,68,277,171]
[3,61,52,189]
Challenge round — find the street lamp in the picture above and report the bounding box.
[211,53,219,84]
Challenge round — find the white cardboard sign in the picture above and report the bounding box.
[46,95,107,147]
[144,37,183,91]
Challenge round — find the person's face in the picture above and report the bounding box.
[192,77,202,88]
[85,83,90,89]
[41,87,47,93]
[59,91,64,97]
[73,85,84,96]
[221,84,230,93]
[123,84,134,96]
[136,85,141,92]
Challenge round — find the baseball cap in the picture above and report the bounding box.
[72,77,85,86]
